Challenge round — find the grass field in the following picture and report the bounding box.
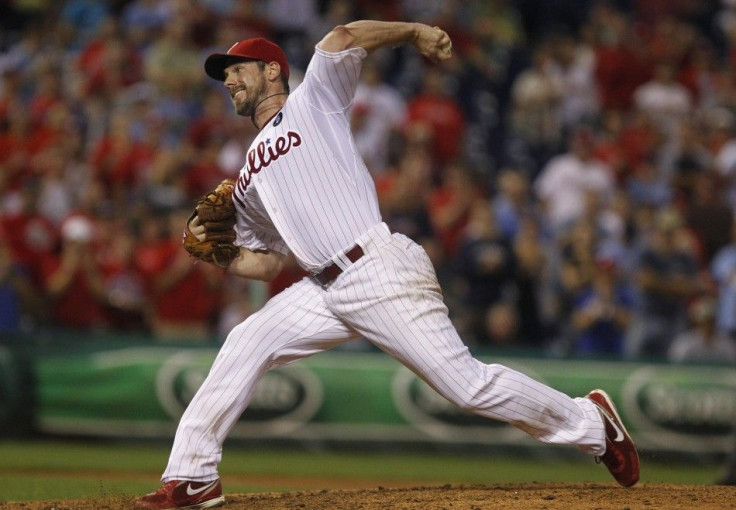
[0,440,724,502]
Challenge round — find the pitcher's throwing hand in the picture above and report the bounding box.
[414,24,452,63]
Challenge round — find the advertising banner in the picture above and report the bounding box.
[34,347,736,454]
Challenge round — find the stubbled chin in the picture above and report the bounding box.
[236,101,253,117]
[231,95,246,112]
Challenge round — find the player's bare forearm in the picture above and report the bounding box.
[227,247,286,281]
[318,20,452,63]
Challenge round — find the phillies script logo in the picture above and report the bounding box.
[237,130,302,191]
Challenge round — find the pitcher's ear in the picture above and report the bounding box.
[266,61,281,80]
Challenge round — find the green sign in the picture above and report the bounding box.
[33,347,736,454]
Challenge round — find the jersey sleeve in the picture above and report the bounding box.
[234,227,290,256]
[301,46,368,113]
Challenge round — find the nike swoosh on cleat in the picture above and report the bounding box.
[601,410,625,442]
[186,481,217,496]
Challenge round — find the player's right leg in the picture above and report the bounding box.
[135,277,358,509]
[326,231,638,485]
[327,233,605,451]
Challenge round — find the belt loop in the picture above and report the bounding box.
[312,244,365,288]
[333,251,352,271]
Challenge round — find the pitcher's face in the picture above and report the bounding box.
[223,61,267,117]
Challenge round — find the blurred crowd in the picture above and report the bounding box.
[2,0,736,363]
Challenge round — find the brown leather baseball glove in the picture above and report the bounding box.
[182,179,239,269]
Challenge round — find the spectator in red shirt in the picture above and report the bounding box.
[28,66,65,126]
[84,35,143,99]
[183,137,231,200]
[76,18,141,94]
[98,220,148,332]
[0,102,60,190]
[428,162,485,260]
[591,5,652,111]
[139,208,225,343]
[88,111,155,203]
[185,89,231,149]
[42,215,108,331]
[616,110,662,177]
[406,66,466,168]
[1,183,59,288]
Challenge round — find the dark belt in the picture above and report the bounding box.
[313,244,364,288]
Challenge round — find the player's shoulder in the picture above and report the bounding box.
[304,45,367,76]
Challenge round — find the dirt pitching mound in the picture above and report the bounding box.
[1,483,734,509]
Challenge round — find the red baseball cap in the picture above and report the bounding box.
[204,38,290,81]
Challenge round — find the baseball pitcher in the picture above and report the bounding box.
[136,20,639,510]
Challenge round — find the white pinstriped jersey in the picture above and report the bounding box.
[232,46,381,272]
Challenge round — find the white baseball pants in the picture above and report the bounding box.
[163,223,605,482]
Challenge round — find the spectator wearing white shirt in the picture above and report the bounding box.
[534,127,614,236]
[633,62,692,139]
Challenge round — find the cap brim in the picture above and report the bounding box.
[204,54,255,81]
